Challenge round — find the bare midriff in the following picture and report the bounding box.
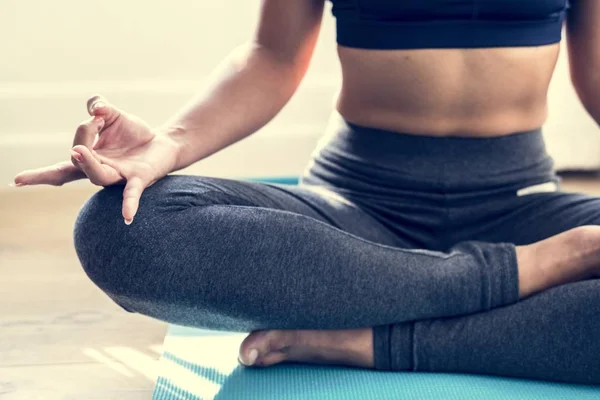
[335,44,561,137]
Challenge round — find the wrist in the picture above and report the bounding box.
[155,125,189,172]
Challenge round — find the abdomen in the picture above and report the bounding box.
[335,44,561,137]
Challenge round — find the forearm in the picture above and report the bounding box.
[158,43,306,171]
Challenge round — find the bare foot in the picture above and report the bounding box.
[517,225,600,298]
[238,328,374,368]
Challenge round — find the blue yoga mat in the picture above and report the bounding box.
[152,325,600,400]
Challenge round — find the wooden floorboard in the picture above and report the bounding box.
[0,184,166,400]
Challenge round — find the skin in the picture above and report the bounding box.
[12,0,600,369]
[337,45,559,136]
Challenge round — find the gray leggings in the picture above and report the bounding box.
[74,115,600,384]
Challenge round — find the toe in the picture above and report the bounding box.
[238,348,259,366]
[238,330,289,367]
[238,330,269,366]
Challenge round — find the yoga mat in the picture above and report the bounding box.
[152,325,600,400]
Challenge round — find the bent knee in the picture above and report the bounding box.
[73,177,224,298]
[73,183,169,297]
[74,185,131,295]
[73,175,251,297]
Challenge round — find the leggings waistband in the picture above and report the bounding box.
[305,113,557,191]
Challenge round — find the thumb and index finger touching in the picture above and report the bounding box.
[14,95,149,225]
[9,96,114,187]
[71,96,122,185]
[86,95,121,126]
[74,95,121,151]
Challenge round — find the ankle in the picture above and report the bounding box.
[516,226,600,299]
[515,245,544,298]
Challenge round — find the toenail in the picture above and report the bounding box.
[247,349,258,365]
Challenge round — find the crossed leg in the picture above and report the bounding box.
[240,190,600,385]
[73,176,600,384]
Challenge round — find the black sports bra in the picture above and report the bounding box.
[329,0,572,49]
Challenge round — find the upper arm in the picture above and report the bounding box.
[566,0,600,101]
[253,0,325,69]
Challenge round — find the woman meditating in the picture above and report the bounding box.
[13,0,600,384]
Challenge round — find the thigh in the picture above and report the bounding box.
[114,175,404,246]
[77,174,518,332]
[463,190,600,245]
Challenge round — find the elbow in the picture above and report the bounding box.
[252,42,311,87]
[228,42,308,100]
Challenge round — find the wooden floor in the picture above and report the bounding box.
[1,175,600,400]
[0,185,166,400]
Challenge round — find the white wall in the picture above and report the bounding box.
[546,45,600,169]
[1,0,599,185]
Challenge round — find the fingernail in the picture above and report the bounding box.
[70,151,82,163]
[91,101,106,112]
[9,182,26,187]
[124,218,133,225]
[247,349,258,366]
